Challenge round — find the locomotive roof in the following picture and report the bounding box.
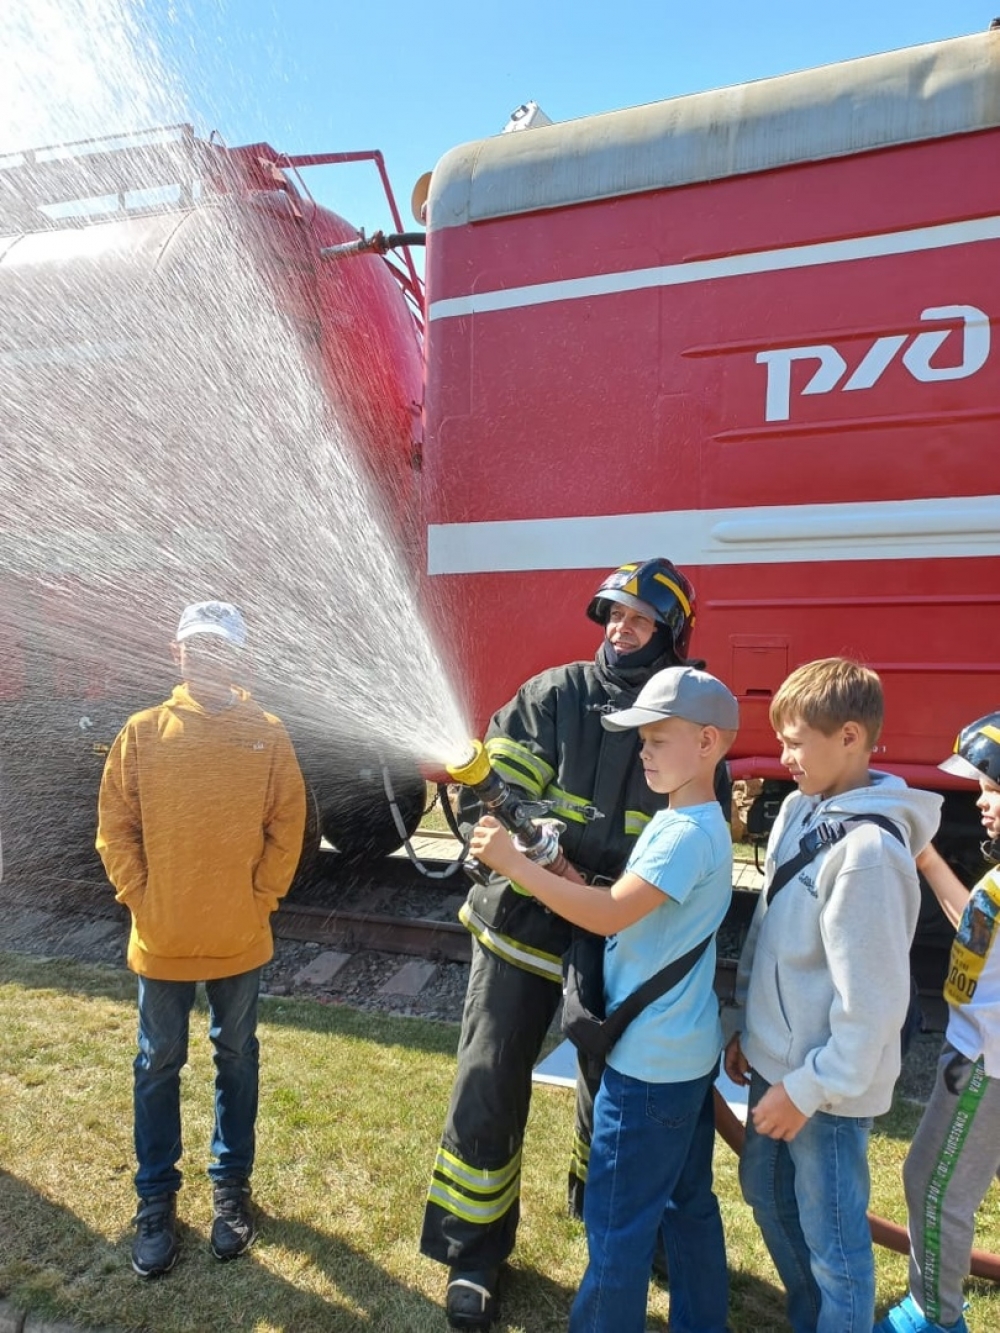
[429,29,1000,230]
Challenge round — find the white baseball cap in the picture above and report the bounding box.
[175,601,247,649]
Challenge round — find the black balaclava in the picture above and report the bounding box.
[601,622,675,671]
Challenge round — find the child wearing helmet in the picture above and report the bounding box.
[876,713,1000,1333]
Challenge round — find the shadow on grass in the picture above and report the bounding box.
[874,1083,932,1144]
[0,1155,842,1333]
[719,1268,790,1333]
[0,951,462,1057]
[0,1169,469,1333]
[0,949,135,1004]
[500,1254,787,1332]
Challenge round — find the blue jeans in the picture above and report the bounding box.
[570,1064,729,1333]
[133,969,261,1197]
[739,1072,874,1333]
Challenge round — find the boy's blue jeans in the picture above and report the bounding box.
[133,969,262,1198]
[570,1063,729,1333]
[739,1071,874,1333]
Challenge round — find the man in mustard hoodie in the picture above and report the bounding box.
[97,600,306,1278]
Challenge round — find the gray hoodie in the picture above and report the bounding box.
[735,772,942,1119]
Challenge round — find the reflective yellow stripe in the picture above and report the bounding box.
[427,1175,521,1225]
[546,785,592,825]
[485,736,554,798]
[625,810,652,838]
[459,901,563,980]
[428,1145,522,1225]
[569,1133,590,1183]
[979,724,1000,746]
[652,571,692,618]
[435,1144,522,1191]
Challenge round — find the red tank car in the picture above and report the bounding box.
[0,125,426,875]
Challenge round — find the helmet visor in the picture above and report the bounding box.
[939,752,988,782]
[595,589,660,623]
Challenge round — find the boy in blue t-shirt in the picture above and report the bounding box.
[470,665,737,1333]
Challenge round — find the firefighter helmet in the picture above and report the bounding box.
[939,713,1000,785]
[586,558,696,659]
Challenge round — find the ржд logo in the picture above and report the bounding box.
[755,305,990,423]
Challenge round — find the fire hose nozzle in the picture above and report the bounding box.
[319,229,426,263]
[319,229,385,261]
[446,738,492,789]
[447,739,565,880]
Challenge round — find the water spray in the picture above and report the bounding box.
[446,739,567,883]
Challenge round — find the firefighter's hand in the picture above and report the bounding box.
[470,816,525,878]
[750,1082,808,1141]
[723,1032,751,1086]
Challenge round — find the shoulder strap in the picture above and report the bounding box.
[600,932,713,1045]
[766,813,905,906]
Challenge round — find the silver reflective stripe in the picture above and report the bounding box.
[459,901,562,980]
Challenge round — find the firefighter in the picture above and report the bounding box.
[421,558,713,1331]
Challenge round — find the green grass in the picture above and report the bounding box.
[2,951,1000,1333]
[419,783,455,835]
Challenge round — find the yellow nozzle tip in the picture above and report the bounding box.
[446,739,492,787]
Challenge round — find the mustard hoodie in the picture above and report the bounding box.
[97,683,307,981]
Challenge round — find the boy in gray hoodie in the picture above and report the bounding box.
[724,658,942,1333]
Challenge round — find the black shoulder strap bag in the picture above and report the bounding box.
[561,928,713,1068]
[766,813,904,903]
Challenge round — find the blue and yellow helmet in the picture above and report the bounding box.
[586,558,696,660]
[940,713,1000,785]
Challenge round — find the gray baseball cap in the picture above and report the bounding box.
[601,665,739,732]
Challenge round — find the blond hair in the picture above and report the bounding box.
[770,658,884,747]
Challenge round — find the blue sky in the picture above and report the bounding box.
[152,0,994,237]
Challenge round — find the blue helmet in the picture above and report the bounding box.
[940,713,1000,785]
[586,558,696,660]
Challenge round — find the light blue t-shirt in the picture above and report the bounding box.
[605,802,732,1083]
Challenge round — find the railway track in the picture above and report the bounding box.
[0,831,949,1013]
[281,835,950,1006]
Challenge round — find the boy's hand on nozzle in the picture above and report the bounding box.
[751,1082,808,1141]
[723,1033,751,1086]
[470,815,527,879]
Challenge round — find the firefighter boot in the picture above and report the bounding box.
[446,1267,499,1329]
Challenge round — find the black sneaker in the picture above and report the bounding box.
[131,1193,179,1278]
[446,1267,499,1330]
[210,1178,256,1261]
